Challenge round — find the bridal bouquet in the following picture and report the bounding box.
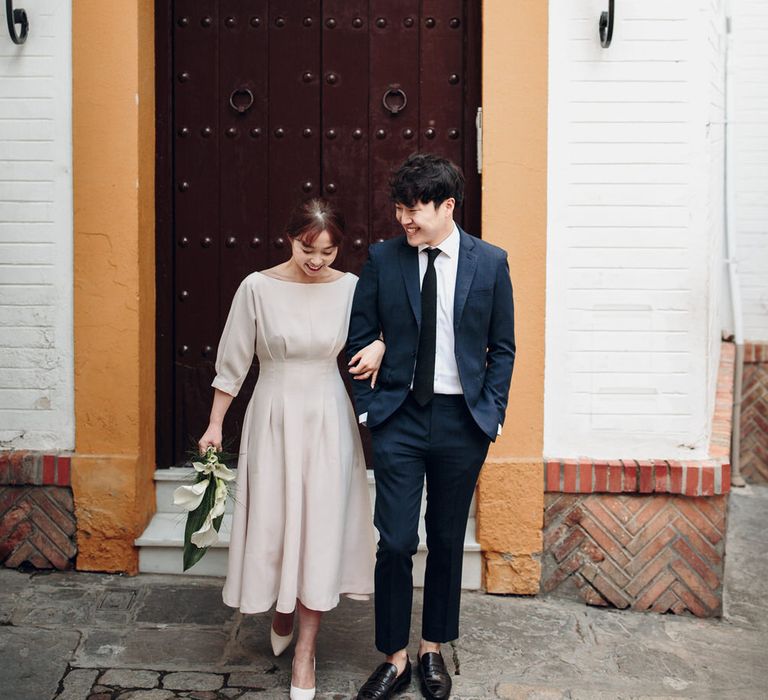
[173,446,236,571]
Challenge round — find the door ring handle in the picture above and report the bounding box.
[382,86,407,115]
[229,88,254,114]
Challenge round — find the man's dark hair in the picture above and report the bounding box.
[390,153,465,208]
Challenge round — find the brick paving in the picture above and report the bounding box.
[741,342,768,484]
[0,450,77,571]
[542,493,726,615]
[0,486,76,569]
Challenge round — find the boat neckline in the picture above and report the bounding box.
[255,270,350,286]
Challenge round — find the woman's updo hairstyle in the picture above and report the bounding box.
[284,198,345,247]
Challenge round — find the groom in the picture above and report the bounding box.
[347,154,515,699]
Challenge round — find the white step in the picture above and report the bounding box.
[137,469,483,589]
[154,467,236,515]
[153,467,475,518]
[136,511,233,577]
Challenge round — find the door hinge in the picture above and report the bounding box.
[475,107,483,175]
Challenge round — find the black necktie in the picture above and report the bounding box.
[413,248,440,406]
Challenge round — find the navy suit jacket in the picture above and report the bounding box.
[346,227,515,441]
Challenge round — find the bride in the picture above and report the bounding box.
[198,198,384,699]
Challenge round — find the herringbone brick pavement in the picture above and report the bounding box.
[741,360,768,484]
[542,493,725,617]
[0,487,77,570]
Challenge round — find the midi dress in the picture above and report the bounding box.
[214,270,376,614]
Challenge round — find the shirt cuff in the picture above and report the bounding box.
[359,412,368,426]
[497,423,503,436]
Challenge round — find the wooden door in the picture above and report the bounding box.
[156,0,482,465]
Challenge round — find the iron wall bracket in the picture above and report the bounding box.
[6,0,29,45]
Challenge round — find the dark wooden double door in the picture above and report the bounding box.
[157,0,482,466]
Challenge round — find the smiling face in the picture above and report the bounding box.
[395,198,455,248]
[290,229,339,279]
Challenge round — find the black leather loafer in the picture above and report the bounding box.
[356,659,412,699]
[417,652,452,699]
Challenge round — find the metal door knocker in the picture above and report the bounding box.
[6,0,29,44]
[382,85,407,115]
[229,87,254,114]
[599,0,615,48]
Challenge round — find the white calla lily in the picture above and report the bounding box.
[192,461,211,474]
[191,511,220,548]
[182,448,233,562]
[173,479,209,511]
[213,462,236,482]
[209,478,228,520]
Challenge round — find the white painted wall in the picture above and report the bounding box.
[728,0,768,342]
[545,0,726,459]
[0,1,73,451]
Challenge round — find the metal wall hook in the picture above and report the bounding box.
[6,0,29,45]
[599,0,615,48]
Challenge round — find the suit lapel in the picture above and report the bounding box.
[454,228,478,328]
[399,240,421,326]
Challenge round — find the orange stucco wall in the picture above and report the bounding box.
[72,0,156,573]
[477,0,548,593]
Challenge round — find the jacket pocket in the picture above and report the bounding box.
[468,285,493,296]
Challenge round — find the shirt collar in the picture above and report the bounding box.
[418,223,460,258]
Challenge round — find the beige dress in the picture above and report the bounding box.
[214,271,375,614]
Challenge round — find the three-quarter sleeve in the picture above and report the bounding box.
[211,277,257,397]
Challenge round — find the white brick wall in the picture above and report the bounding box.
[0,1,73,450]
[545,0,726,459]
[729,0,768,342]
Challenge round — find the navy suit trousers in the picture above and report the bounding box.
[370,393,491,654]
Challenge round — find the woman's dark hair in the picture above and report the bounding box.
[390,153,464,208]
[284,198,345,246]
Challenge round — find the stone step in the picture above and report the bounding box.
[153,468,477,518]
[154,468,236,515]
[137,469,483,589]
[136,511,482,587]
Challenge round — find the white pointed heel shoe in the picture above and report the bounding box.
[289,684,316,700]
[270,625,294,657]
[289,658,316,700]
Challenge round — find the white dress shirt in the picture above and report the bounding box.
[415,224,462,394]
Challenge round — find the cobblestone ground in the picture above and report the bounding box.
[1,486,767,700]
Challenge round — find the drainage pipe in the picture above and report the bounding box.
[724,15,746,487]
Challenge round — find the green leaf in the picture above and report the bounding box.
[182,476,215,571]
